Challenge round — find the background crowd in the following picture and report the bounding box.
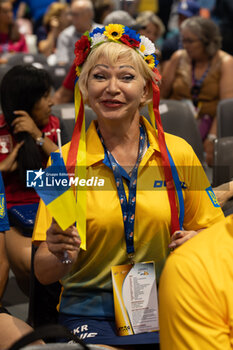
[0,0,233,349]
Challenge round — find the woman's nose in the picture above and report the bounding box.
[106,77,120,94]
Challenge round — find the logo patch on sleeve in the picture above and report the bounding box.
[0,194,5,218]
[205,186,220,207]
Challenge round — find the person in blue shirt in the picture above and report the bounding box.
[0,171,10,302]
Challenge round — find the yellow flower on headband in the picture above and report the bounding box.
[144,54,156,69]
[104,24,124,41]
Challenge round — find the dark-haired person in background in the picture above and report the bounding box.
[0,64,60,295]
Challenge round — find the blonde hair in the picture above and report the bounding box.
[78,41,160,104]
[43,3,69,28]
[136,11,165,38]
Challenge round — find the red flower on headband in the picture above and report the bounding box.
[120,34,140,48]
[74,35,91,66]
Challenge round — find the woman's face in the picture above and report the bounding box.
[139,22,159,43]
[0,1,13,26]
[181,28,206,61]
[87,57,149,122]
[31,90,53,128]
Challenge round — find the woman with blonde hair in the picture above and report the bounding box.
[136,11,165,45]
[33,24,224,349]
[37,2,71,58]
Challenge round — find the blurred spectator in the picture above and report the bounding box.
[0,171,10,302]
[160,16,233,166]
[93,0,115,24]
[119,0,139,17]
[161,0,200,65]
[37,2,72,59]
[56,0,99,66]
[103,10,138,27]
[136,11,165,48]
[0,0,28,65]
[0,65,60,295]
[213,0,233,56]
[15,0,57,33]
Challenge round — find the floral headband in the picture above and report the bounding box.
[74,24,159,76]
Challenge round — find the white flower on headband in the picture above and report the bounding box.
[139,36,156,56]
[91,33,107,48]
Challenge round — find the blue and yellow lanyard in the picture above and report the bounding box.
[98,125,146,259]
[98,124,185,260]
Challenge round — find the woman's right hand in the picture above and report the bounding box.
[46,219,81,263]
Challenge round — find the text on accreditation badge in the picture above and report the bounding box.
[111,261,159,336]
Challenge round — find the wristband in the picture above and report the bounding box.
[36,132,45,146]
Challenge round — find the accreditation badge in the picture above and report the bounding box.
[111,261,159,336]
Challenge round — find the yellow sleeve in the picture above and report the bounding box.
[181,144,224,230]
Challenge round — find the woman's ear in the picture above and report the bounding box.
[140,80,150,105]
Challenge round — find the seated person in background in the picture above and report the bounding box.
[136,11,165,48]
[0,0,28,65]
[0,170,10,302]
[37,2,72,60]
[159,214,233,350]
[160,16,233,166]
[161,0,200,69]
[56,0,99,66]
[93,0,115,25]
[0,173,44,349]
[34,24,224,349]
[0,64,60,296]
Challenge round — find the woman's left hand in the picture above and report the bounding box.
[11,110,41,140]
[168,230,198,249]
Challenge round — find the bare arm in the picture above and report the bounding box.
[34,220,81,285]
[160,50,181,99]
[52,85,74,105]
[38,17,60,57]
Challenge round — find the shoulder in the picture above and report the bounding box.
[165,132,195,157]
[167,49,186,67]
[214,50,233,66]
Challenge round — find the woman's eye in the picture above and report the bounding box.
[93,74,105,80]
[122,75,135,81]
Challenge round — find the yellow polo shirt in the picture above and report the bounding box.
[33,117,224,318]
